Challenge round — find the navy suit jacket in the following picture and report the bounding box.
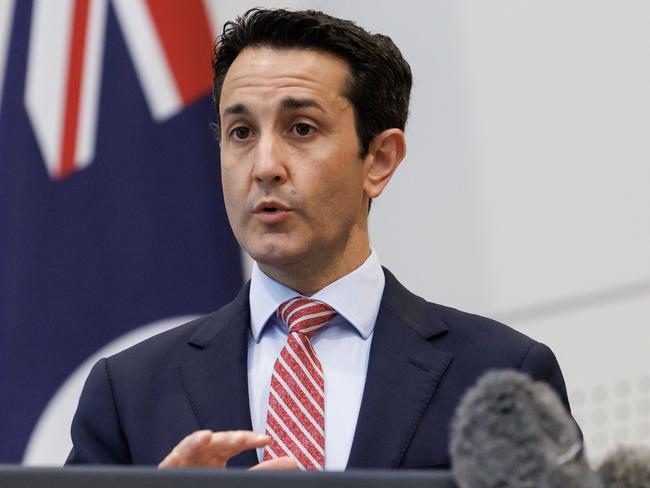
[67,268,570,468]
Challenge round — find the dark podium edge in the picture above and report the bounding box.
[0,465,457,488]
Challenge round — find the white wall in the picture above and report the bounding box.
[216,0,650,463]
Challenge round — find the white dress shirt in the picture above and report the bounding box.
[247,250,385,470]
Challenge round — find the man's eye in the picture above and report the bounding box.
[231,126,251,140]
[292,123,315,137]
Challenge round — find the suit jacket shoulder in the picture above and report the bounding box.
[106,282,250,370]
[381,267,564,382]
[348,268,571,469]
[67,283,255,466]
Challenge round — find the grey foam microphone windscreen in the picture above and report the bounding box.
[598,446,650,488]
[449,369,601,488]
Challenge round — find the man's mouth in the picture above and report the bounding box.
[253,200,292,214]
[252,200,293,223]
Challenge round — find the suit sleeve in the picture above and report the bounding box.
[518,342,571,413]
[66,358,132,464]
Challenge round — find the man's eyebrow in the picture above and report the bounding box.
[280,97,326,113]
[222,103,250,117]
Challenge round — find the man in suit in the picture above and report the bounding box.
[67,8,571,470]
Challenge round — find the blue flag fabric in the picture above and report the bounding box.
[0,1,242,462]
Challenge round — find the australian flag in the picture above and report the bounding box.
[0,0,242,463]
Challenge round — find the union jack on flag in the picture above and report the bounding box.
[24,0,215,179]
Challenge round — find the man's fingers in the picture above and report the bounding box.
[209,430,269,460]
[159,430,269,468]
[158,430,212,467]
[249,456,300,471]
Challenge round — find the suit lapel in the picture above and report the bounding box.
[347,269,453,469]
[178,282,259,468]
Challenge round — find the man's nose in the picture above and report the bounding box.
[251,133,288,185]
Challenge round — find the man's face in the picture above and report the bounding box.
[219,47,371,273]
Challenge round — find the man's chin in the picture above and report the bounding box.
[245,244,305,270]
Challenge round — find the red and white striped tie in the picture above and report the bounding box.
[263,298,336,470]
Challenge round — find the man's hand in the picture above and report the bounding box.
[158,430,298,470]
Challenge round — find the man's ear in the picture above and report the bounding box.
[363,128,406,199]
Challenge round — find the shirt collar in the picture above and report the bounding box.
[249,250,385,343]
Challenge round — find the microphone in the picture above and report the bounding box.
[449,369,601,488]
[597,446,650,487]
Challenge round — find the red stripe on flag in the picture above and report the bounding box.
[58,0,90,179]
[145,0,213,105]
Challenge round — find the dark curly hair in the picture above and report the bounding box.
[212,8,412,158]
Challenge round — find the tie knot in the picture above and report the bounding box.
[277,298,337,336]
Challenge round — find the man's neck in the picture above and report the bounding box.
[258,246,371,296]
